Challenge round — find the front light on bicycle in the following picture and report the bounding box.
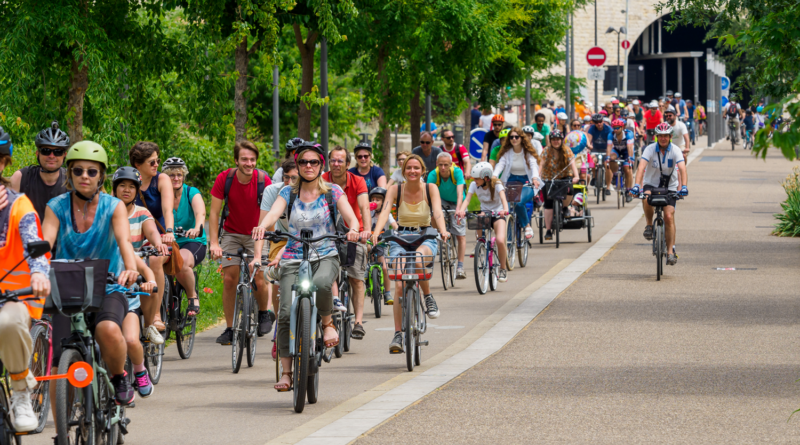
[301,280,310,290]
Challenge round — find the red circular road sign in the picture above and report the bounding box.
[586,47,606,67]
[621,40,631,50]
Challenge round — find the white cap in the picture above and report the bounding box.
[632,99,640,105]
[649,100,659,108]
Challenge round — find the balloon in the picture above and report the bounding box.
[565,130,587,155]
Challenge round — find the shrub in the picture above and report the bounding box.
[773,166,800,237]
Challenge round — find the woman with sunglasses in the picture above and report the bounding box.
[130,141,173,332]
[349,141,387,190]
[492,127,542,240]
[569,119,591,182]
[252,143,359,392]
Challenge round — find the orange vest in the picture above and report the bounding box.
[0,195,48,319]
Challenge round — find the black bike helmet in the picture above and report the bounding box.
[550,130,564,140]
[0,127,12,156]
[35,121,70,149]
[591,114,604,123]
[293,141,326,168]
[354,141,372,153]
[112,166,142,193]
[162,156,186,170]
[285,137,304,152]
[369,187,387,200]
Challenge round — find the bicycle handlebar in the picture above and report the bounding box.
[262,230,346,245]
[0,287,33,304]
[381,227,439,248]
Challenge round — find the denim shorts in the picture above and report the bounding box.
[388,230,439,259]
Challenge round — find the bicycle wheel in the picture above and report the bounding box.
[341,280,352,353]
[371,267,382,318]
[95,359,118,445]
[518,223,529,268]
[56,348,95,445]
[506,214,516,271]
[414,288,424,367]
[488,244,498,292]
[159,278,171,343]
[404,285,417,372]
[554,200,561,248]
[28,322,50,434]
[275,348,283,383]
[439,240,449,291]
[616,176,621,209]
[307,321,320,405]
[655,221,663,281]
[585,209,592,242]
[231,291,245,373]
[293,298,312,413]
[246,288,258,368]
[333,310,343,359]
[538,211,544,244]
[446,238,457,287]
[144,339,164,385]
[473,242,488,295]
[175,284,197,359]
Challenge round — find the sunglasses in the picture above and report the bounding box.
[356,154,371,160]
[298,159,321,167]
[40,147,65,157]
[147,159,160,167]
[571,124,581,128]
[509,135,521,140]
[420,141,432,145]
[443,136,454,140]
[71,167,100,178]
[613,126,624,130]
[492,123,503,127]
[283,175,299,182]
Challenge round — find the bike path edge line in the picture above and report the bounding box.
[293,146,707,445]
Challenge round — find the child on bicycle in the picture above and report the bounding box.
[743,110,755,146]
[455,162,510,283]
[367,187,398,304]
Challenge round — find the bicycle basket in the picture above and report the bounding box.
[386,252,435,281]
[466,213,493,230]
[504,182,524,203]
[544,180,571,200]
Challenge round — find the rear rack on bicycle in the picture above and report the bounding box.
[386,252,435,281]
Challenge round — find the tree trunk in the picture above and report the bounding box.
[294,24,318,141]
[410,86,422,149]
[67,57,88,143]
[377,47,391,171]
[234,36,248,142]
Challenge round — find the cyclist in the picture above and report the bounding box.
[522,125,545,156]
[323,145,372,340]
[586,114,613,194]
[412,132,443,174]
[725,100,740,141]
[695,102,707,136]
[209,141,273,345]
[428,152,467,278]
[532,112,551,147]
[251,143,360,392]
[539,131,580,241]
[0,128,51,432]
[130,141,174,333]
[482,114,505,162]
[272,137,304,184]
[111,166,161,397]
[350,141,387,190]
[644,100,663,144]
[743,110,756,148]
[685,99,696,145]
[664,106,691,162]
[9,121,69,220]
[163,157,207,317]
[456,162,509,281]
[367,187,398,303]
[42,141,141,405]
[630,122,688,266]
[607,119,635,202]
[488,128,510,167]
[370,154,451,354]
[441,128,471,179]
[387,151,409,187]
[492,127,542,240]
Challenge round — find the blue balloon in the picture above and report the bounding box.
[564,130,587,155]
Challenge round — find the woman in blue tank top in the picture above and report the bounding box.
[129,141,175,242]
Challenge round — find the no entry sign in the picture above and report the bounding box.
[621,40,631,50]
[586,47,606,67]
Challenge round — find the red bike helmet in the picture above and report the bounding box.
[611,119,625,128]
[492,114,505,123]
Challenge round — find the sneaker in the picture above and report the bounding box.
[133,371,154,398]
[604,189,611,196]
[524,226,533,239]
[389,332,404,354]
[545,229,553,240]
[498,269,508,283]
[352,323,366,340]
[333,298,347,312]
[215,327,233,345]
[667,253,678,266]
[257,310,275,337]
[384,291,393,305]
[145,325,164,345]
[10,389,37,432]
[111,372,135,406]
[590,177,596,186]
[608,185,616,192]
[424,294,440,319]
[643,225,654,240]
[625,194,633,203]
[456,267,467,279]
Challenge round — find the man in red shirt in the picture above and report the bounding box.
[208,141,273,345]
[441,129,471,179]
[323,146,372,340]
[644,100,663,144]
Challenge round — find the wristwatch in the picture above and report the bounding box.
[166,228,174,233]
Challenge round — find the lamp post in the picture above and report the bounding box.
[606,27,626,97]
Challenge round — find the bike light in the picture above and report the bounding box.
[301,280,310,290]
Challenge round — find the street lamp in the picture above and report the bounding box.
[606,26,627,96]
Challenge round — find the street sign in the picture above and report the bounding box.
[586,47,606,67]
[720,76,730,90]
[587,67,605,81]
[721,96,729,107]
[621,40,631,50]
[469,128,488,159]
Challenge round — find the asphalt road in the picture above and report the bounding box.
[28,152,644,444]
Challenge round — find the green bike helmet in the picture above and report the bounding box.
[499,128,510,138]
[65,141,109,169]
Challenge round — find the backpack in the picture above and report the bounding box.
[286,186,345,233]
[447,144,468,170]
[218,168,268,234]
[434,166,457,187]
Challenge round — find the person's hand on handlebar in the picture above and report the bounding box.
[455,209,466,222]
[30,272,50,299]
[630,184,641,196]
[118,269,139,287]
[346,228,359,243]
[156,242,170,256]
[140,280,157,294]
[251,225,268,241]
[358,229,371,243]
[248,258,261,274]
[572,176,580,184]
[370,232,380,247]
[532,178,541,189]
[440,230,451,242]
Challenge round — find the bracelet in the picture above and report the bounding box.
[146,281,157,286]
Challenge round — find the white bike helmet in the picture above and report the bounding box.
[557,112,568,120]
[583,115,591,122]
[573,193,584,207]
[522,125,535,135]
[655,122,673,135]
[471,161,494,180]
[649,100,659,108]
[533,132,544,141]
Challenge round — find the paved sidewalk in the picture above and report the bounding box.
[355,146,800,443]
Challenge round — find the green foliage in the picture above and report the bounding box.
[773,166,800,237]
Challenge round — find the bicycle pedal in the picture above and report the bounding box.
[418,340,429,346]
[127,402,136,409]
[119,418,131,435]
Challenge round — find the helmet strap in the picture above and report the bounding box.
[69,177,100,220]
[37,154,62,174]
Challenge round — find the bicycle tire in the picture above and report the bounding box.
[56,348,95,445]
[414,288,423,367]
[616,181,621,209]
[28,322,50,433]
[473,242,488,295]
[489,242,498,292]
[404,285,416,372]
[231,291,245,373]
[439,240,449,290]
[176,284,197,359]
[506,215,516,271]
[586,209,592,242]
[246,287,258,368]
[445,238,456,287]
[341,280,352,353]
[371,268,382,318]
[333,310,343,358]
[293,297,312,413]
[307,322,320,404]
[145,340,164,385]
[95,358,119,445]
[554,200,561,248]
[655,221,663,281]
[518,224,529,267]
[160,279,171,343]
[538,211,544,244]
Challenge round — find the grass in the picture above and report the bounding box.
[190,260,225,335]
[773,166,800,237]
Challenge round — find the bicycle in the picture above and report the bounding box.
[728,119,738,150]
[134,248,168,384]
[637,190,683,281]
[261,230,346,413]
[744,128,754,151]
[466,212,503,294]
[591,153,607,204]
[504,182,538,269]
[384,228,437,371]
[221,249,266,373]
[27,316,52,435]
[365,239,387,318]
[611,160,629,209]
[439,209,458,287]
[332,266,353,358]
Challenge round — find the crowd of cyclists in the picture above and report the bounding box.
[0,91,699,438]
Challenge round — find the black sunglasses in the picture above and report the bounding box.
[71,167,100,178]
[420,141,432,145]
[356,154,371,159]
[442,136,454,140]
[40,147,65,157]
[509,135,521,140]
[298,159,321,167]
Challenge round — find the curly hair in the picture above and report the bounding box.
[497,126,540,167]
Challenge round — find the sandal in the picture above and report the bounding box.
[153,318,166,332]
[322,322,339,348]
[274,371,292,392]
[187,298,200,317]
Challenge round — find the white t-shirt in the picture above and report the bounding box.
[468,181,505,212]
[479,115,494,131]
[640,143,685,191]
[390,169,405,184]
[670,121,689,148]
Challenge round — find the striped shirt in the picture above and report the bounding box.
[128,205,154,251]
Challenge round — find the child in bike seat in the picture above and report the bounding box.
[569,193,585,218]
[368,188,398,304]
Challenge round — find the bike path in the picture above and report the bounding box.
[353,143,800,443]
